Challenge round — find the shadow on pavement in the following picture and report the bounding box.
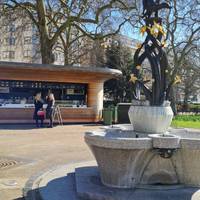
[23,170,200,200]
[82,123,103,127]
[0,124,37,130]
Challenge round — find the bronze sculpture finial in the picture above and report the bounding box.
[142,0,171,18]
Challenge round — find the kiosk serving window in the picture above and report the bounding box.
[0,80,87,107]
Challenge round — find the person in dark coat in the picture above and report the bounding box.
[33,92,44,128]
[46,93,55,128]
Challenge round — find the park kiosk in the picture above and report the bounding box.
[0,62,121,123]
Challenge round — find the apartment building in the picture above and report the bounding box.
[0,10,39,63]
[0,9,65,65]
[0,8,138,66]
[102,34,138,53]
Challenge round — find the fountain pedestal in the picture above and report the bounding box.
[24,126,200,200]
[85,125,200,188]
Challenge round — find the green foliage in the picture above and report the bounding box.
[177,103,200,113]
[189,104,200,109]
[104,40,134,104]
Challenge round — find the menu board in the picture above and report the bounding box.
[0,87,9,93]
[0,80,86,90]
[0,80,87,104]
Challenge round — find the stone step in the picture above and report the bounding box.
[75,166,200,200]
[24,161,200,200]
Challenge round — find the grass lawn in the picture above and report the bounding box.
[171,115,200,129]
[171,120,200,129]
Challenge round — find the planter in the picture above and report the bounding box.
[128,105,174,134]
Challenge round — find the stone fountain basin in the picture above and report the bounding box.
[85,126,200,188]
[85,130,152,150]
[148,133,180,149]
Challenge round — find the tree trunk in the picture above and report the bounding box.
[169,87,177,115]
[36,0,54,64]
[40,37,54,64]
[183,88,190,112]
[64,47,69,65]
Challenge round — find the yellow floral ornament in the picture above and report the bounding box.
[154,21,162,30]
[136,43,142,49]
[140,26,147,36]
[149,26,158,37]
[161,41,167,47]
[149,21,166,37]
[136,65,141,70]
[130,74,138,83]
[174,75,181,84]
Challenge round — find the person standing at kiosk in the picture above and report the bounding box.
[46,93,55,128]
[33,92,44,128]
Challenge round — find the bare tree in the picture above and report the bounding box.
[164,0,200,104]
[178,48,200,106]
[104,38,135,103]
[2,0,136,64]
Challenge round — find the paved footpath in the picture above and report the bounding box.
[0,124,101,200]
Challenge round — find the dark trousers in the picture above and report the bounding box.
[36,119,44,128]
[46,108,53,127]
[49,116,53,127]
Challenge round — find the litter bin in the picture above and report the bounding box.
[102,108,113,125]
[117,103,131,124]
[111,106,118,124]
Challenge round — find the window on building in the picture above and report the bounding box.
[4,37,16,46]
[2,51,15,59]
[9,24,16,32]
[24,36,32,44]
[4,38,9,45]
[24,24,32,31]
[10,37,15,45]
[9,51,15,59]
[2,51,9,58]
[2,24,16,32]
[32,35,39,45]
[23,50,32,58]
[3,25,9,32]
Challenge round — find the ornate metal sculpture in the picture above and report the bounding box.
[142,0,171,18]
[131,0,172,106]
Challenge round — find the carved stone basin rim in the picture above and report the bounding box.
[148,133,181,149]
[85,131,152,149]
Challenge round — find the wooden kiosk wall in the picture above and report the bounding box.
[0,62,121,123]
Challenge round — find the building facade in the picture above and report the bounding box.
[0,9,66,65]
[0,9,138,66]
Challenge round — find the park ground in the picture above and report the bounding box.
[0,124,101,200]
[0,119,200,200]
[172,115,200,129]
